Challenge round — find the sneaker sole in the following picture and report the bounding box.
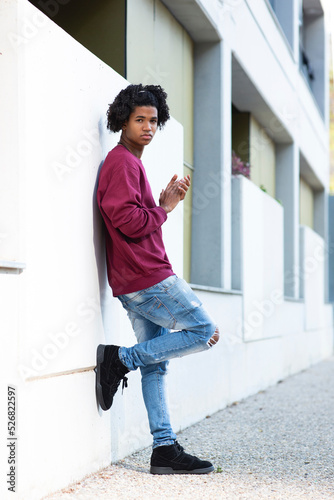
[150,465,214,475]
[95,344,109,411]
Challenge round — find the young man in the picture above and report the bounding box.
[96,84,219,475]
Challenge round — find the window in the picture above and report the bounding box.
[232,110,276,198]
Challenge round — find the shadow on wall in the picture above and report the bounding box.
[92,117,111,335]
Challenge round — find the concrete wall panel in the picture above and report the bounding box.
[232,175,284,341]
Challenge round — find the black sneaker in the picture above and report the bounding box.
[150,441,214,474]
[95,344,129,411]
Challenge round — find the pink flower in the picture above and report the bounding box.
[232,151,251,178]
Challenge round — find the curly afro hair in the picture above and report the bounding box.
[106,84,170,132]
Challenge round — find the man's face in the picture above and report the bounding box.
[122,106,158,147]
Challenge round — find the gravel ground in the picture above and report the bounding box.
[45,357,334,500]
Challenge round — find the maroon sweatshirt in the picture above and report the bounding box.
[97,144,174,296]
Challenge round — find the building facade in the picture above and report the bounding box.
[0,0,333,498]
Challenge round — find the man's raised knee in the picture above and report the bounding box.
[207,326,220,348]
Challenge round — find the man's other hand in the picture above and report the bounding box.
[159,174,191,214]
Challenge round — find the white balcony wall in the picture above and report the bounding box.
[230,174,332,387]
[300,225,332,330]
[232,175,284,342]
[0,1,183,498]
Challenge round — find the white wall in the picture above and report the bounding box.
[0,1,183,498]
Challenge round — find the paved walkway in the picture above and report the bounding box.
[46,357,334,500]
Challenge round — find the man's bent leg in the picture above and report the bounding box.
[207,327,220,347]
[118,276,219,371]
[112,278,216,473]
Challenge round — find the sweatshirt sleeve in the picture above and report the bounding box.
[98,162,167,239]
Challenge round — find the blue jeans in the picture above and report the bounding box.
[117,275,217,448]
